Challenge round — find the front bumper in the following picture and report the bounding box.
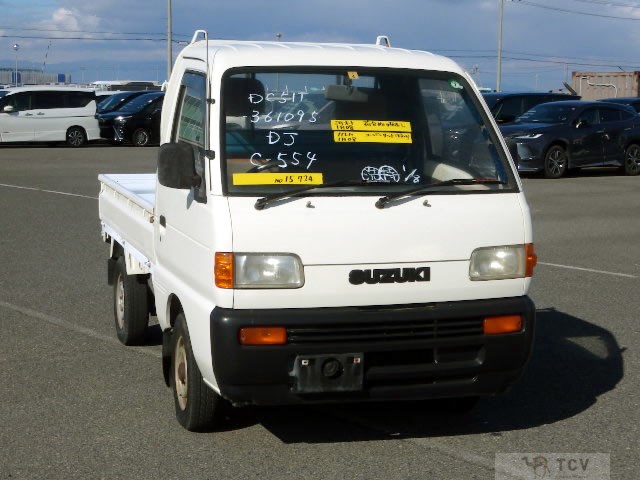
[506,139,545,172]
[211,296,535,406]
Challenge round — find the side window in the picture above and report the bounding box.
[66,92,94,108]
[34,92,65,110]
[576,108,598,126]
[172,71,207,202]
[598,108,621,123]
[522,96,544,112]
[620,108,635,119]
[173,73,207,146]
[495,97,522,123]
[6,93,33,111]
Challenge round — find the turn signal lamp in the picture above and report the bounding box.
[525,243,537,277]
[239,326,287,345]
[215,252,234,289]
[483,315,523,335]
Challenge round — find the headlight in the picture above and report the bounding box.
[469,245,534,281]
[234,253,304,289]
[513,133,543,139]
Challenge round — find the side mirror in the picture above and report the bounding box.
[157,143,200,189]
[2,105,15,113]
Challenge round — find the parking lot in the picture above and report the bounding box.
[0,145,638,479]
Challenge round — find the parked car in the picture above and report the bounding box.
[483,92,580,124]
[96,91,149,114]
[0,86,99,146]
[501,100,640,178]
[598,97,640,113]
[96,91,163,146]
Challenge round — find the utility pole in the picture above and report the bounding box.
[12,43,19,87]
[167,0,173,81]
[496,0,504,92]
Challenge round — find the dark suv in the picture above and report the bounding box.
[483,92,580,124]
[500,100,640,177]
[96,91,149,114]
[97,91,164,146]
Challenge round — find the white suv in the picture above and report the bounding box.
[0,86,100,147]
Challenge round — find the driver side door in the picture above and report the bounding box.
[0,92,35,142]
[570,107,602,167]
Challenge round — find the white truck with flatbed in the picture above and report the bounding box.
[99,31,538,431]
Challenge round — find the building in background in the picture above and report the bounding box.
[572,71,640,100]
[0,68,70,86]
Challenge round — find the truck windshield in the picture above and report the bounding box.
[222,69,516,196]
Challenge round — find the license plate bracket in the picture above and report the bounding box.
[290,353,364,394]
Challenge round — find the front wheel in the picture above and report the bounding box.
[113,256,149,345]
[171,313,223,431]
[132,128,151,147]
[623,143,640,175]
[543,145,568,179]
[66,127,87,147]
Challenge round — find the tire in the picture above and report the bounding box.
[171,313,223,431]
[132,128,151,147]
[623,143,640,175]
[113,256,149,345]
[543,145,568,179]
[66,126,87,147]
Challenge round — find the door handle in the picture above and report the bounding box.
[37,112,45,116]
[24,113,33,116]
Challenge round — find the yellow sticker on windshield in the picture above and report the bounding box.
[331,120,412,132]
[347,71,359,80]
[233,172,324,185]
[333,131,412,144]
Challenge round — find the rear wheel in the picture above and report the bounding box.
[113,256,149,345]
[623,143,640,175]
[66,126,87,147]
[171,313,223,431]
[543,145,568,179]
[132,128,151,147]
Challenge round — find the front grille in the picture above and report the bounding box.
[287,317,483,344]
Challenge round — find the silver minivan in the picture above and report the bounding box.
[0,86,100,147]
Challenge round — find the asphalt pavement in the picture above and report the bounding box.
[0,145,638,479]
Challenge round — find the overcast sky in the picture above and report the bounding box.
[2,0,640,91]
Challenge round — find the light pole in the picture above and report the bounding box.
[167,0,172,80]
[12,43,19,87]
[496,0,504,92]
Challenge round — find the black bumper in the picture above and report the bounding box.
[211,296,535,406]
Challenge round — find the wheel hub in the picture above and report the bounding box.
[175,336,188,410]
[116,276,125,329]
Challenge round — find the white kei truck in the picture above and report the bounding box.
[99,31,538,431]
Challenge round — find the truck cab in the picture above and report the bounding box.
[100,32,537,431]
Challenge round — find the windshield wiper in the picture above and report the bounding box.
[254,180,369,210]
[375,178,507,209]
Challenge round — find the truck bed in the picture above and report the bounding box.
[98,173,156,273]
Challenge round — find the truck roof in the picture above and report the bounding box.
[180,39,464,75]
